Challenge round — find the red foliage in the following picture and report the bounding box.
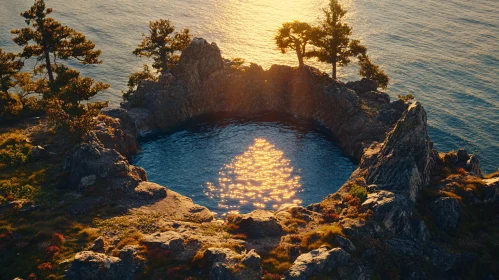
[45,245,61,259]
[27,273,37,280]
[342,193,354,202]
[166,266,182,277]
[323,212,340,222]
[232,233,247,240]
[37,262,53,271]
[456,167,467,175]
[51,232,65,245]
[262,271,282,280]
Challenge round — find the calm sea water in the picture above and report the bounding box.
[133,114,356,215]
[1,0,497,172]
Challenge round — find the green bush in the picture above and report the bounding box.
[0,144,31,167]
[350,184,368,202]
[0,181,37,201]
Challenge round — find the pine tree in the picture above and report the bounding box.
[275,21,316,68]
[46,65,109,140]
[358,54,390,89]
[11,0,102,89]
[0,49,23,94]
[133,19,191,74]
[122,64,157,101]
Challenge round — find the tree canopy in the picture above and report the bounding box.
[11,0,102,86]
[275,21,316,68]
[309,0,367,79]
[0,49,23,94]
[133,19,191,74]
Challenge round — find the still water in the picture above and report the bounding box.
[0,0,497,172]
[132,114,356,216]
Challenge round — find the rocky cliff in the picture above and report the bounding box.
[58,38,498,279]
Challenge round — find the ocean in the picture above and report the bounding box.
[1,0,498,172]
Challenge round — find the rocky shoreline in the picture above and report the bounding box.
[58,38,498,279]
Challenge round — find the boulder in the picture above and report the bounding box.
[90,236,105,253]
[346,79,378,94]
[65,251,133,280]
[285,246,350,280]
[134,182,167,200]
[142,231,184,252]
[361,191,429,241]
[334,235,356,253]
[92,113,139,158]
[202,248,263,280]
[431,197,461,231]
[227,210,283,238]
[63,140,146,193]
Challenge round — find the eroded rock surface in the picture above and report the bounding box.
[285,246,350,280]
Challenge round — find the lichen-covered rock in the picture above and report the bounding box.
[63,140,146,193]
[361,191,429,241]
[142,231,184,252]
[65,251,133,280]
[227,210,283,238]
[431,197,461,231]
[92,113,139,158]
[202,248,263,280]
[285,246,350,280]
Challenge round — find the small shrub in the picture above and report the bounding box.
[51,232,65,245]
[398,94,415,102]
[349,184,368,202]
[45,246,60,259]
[0,144,31,167]
[37,262,53,272]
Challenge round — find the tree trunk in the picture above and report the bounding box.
[296,48,304,68]
[295,39,304,68]
[43,43,54,84]
[332,55,337,79]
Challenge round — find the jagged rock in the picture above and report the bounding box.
[124,38,390,161]
[334,235,356,253]
[90,236,105,253]
[63,140,146,193]
[134,182,167,200]
[431,197,461,231]
[457,149,470,163]
[346,79,378,94]
[285,246,350,280]
[65,251,133,280]
[466,155,482,177]
[354,102,439,201]
[173,37,224,85]
[202,248,263,280]
[242,249,262,271]
[92,114,139,158]
[362,191,429,241]
[227,210,283,238]
[127,108,155,137]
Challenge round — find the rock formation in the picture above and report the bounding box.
[60,38,498,280]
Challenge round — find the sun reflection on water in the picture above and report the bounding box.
[205,138,302,216]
